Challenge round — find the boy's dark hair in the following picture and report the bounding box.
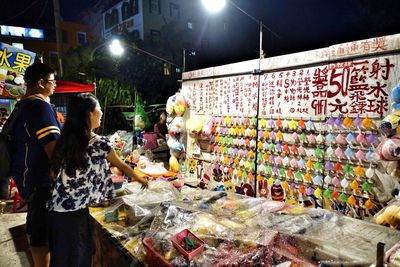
[24,63,55,87]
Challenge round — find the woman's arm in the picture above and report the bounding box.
[106,149,148,188]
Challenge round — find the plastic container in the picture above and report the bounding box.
[171,229,204,261]
[142,237,173,267]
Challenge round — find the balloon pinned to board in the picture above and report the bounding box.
[335,133,346,145]
[326,146,334,158]
[365,166,375,178]
[343,115,354,128]
[335,146,344,159]
[275,118,283,128]
[298,157,306,169]
[299,132,307,143]
[298,118,306,130]
[324,160,333,171]
[325,133,335,145]
[346,132,356,144]
[306,119,315,131]
[332,176,340,187]
[260,118,266,128]
[335,116,343,128]
[292,132,299,142]
[298,145,306,156]
[355,149,365,162]
[327,114,336,128]
[353,115,362,128]
[316,133,325,144]
[344,146,354,160]
[282,119,289,130]
[307,133,316,144]
[347,195,356,206]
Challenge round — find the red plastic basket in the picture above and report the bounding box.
[171,229,204,261]
[142,237,173,267]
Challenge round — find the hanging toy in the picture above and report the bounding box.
[275,118,283,128]
[362,182,372,192]
[316,133,324,144]
[356,132,367,146]
[365,148,375,162]
[298,184,306,195]
[282,144,290,154]
[350,180,359,190]
[326,146,334,158]
[282,156,290,166]
[336,133,346,145]
[353,115,362,129]
[324,174,332,184]
[343,115,354,128]
[306,159,314,170]
[299,132,307,143]
[298,118,306,130]
[306,119,315,131]
[333,162,343,173]
[340,178,349,189]
[313,174,323,186]
[327,114,336,128]
[332,176,340,187]
[295,170,303,180]
[365,165,375,178]
[268,118,275,129]
[343,163,354,176]
[324,160,333,171]
[290,144,298,154]
[344,146,354,160]
[355,149,365,162]
[325,133,335,145]
[260,118,266,128]
[292,132,299,142]
[339,193,348,203]
[366,133,378,146]
[362,115,376,130]
[347,195,356,206]
[276,130,283,141]
[354,165,365,177]
[298,145,306,156]
[307,133,316,144]
[346,132,356,144]
[250,117,257,126]
[315,146,324,159]
[335,146,344,159]
[298,157,306,169]
[290,157,298,168]
[289,119,297,130]
[313,161,324,173]
[365,198,374,209]
[268,154,275,164]
[304,172,312,182]
[282,119,289,130]
[275,155,283,166]
[335,116,344,128]
[314,187,323,199]
[263,130,270,139]
[269,131,276,140]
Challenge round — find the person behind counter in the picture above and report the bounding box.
[47,93,148,267]
[154,111,168,140]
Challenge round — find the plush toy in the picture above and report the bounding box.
[376,204,400,229]
[186,117,204,137]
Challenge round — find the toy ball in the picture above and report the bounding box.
[380,111,400,137]
[169,156,180,172]
[377,135,400,160]
[174,105,185,116]
[166,95,176,115]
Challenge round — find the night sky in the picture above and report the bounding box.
[1,0,400,68]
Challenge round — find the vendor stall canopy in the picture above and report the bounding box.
[54,81,95,94]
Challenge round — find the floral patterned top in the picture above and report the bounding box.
[48,135,114,212]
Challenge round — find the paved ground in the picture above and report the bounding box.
[0,201,32,267]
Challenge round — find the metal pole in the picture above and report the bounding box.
[259,21,264,59]
[52,0,63,77]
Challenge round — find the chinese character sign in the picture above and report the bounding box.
[260,67,321,118]
[325,56,397,117]
[0,42,36,98]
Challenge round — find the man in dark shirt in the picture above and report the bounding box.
[10,63,60,267]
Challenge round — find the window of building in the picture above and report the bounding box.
[150,29,160,44]
[163,63,170,76]
[130,0,139,15]
[169,3,180,18]
[111,9,119,26]
[105,13,112,29]
[149,0,161,14]
[121,2,130,20]
[187,21,193,30]
[76,32,87,45]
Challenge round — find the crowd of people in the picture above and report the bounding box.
[3,63,148,267]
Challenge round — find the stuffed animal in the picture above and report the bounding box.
[378,84,400,178]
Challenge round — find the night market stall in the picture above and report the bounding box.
[91,33,400,266]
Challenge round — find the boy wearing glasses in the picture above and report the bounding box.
[8,63,60,267]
